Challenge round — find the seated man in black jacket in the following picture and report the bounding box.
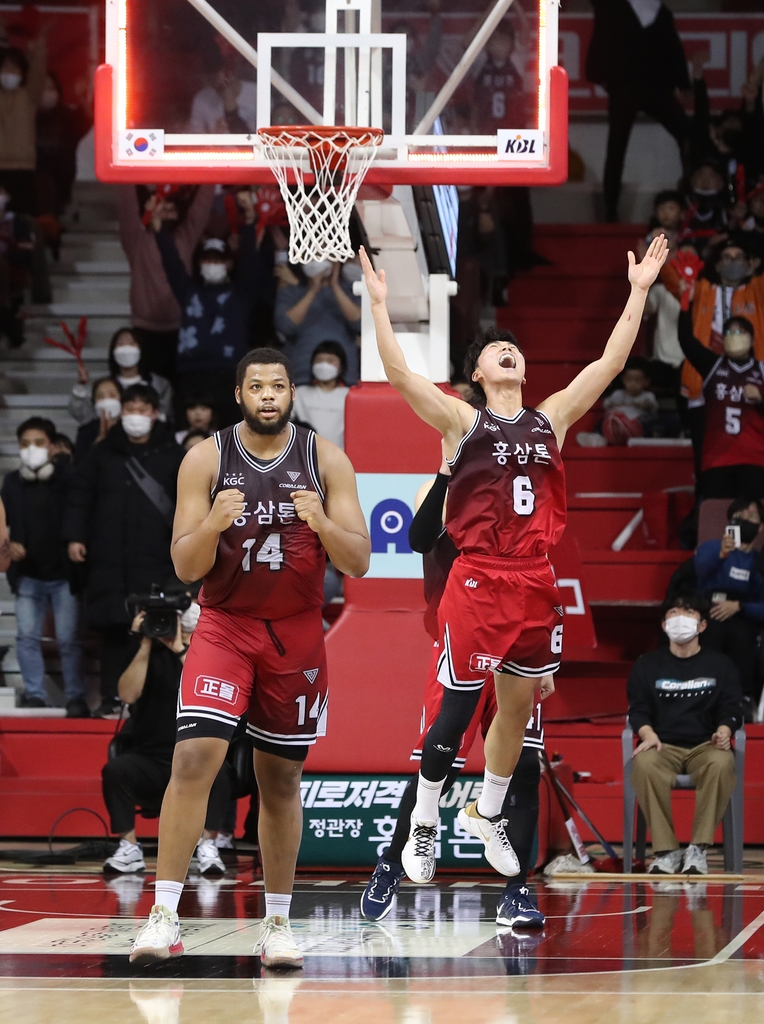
[628,592,743,876]
[102,600,231,876]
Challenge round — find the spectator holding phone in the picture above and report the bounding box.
[695,498,764,717]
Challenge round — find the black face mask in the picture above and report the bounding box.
[693,188,723,210]
[722,129,744,151]
[732,518,760,545]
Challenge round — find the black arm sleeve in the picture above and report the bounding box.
[716,659,744,735]
[408,473,449,554]
[678,309,718,380]
[627,656,655,735]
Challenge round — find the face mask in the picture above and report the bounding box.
[719,259,750,284]
[113,344,141,368]
[121,413,154,438]
[312,361,339,382]
[40,89,58,110]
[94,397,122,420]
[19,445,50,471]
[200,262,227,284]
[732,518,759,545]
[303,259,332,279]
[664,614,700,644]
[0,73,21,91]
[341,262,363,283]
[723,331,752,358]
[180,601,201,633]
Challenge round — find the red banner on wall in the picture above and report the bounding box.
[560,13,764,113]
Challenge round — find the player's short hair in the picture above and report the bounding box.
[236,348,293,390]
[724,315,755,339]
[727,497,764,522]
[121,383,160,409]
[463,328,524,404]
[16,416,56,443]
[660,591,709,622]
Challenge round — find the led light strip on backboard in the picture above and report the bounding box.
[99,0,567,185]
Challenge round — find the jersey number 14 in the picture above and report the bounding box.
[241,534,284,572]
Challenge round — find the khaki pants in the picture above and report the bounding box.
[631,742,735,851]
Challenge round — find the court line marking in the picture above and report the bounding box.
[1,986,764,996]
[707,908,764,964]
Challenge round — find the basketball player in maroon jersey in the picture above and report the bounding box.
[130,348,369,968]
[359,236,668,881]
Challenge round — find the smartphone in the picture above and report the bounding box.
[725,524,741,548]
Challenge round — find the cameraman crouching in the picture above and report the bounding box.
[101,597,231,876]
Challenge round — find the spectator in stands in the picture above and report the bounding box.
[0,182,34,347]
[73,377,122,460]
[472,17,530,134]
[151,191,262,426]
[292,341,350,449]
[628,592,742,875]
[182,428,209,452]
[64,384,184,718]
[52,433,74,465]
[1,416,88,716]
[696,498,764,718]
[276,259,361,386]
[578,358,660,446]
[187,52,257,134]
[101,602,229,876]
[643,234,685,392]
[678,307,764,500]
[174,396,215,446]
[35,71,89,258]
[69,328,174,428]
[650,190,686,237]
[682,160,731,252]
[0,31,46,214]
[739,180,764,264]
[586,0,690,223]
[118,185,215,382]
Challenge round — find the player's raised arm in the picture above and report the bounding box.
[171,437,245,584]
[538,234,669,444]
[292,437,370,578]
[359,246,473,445]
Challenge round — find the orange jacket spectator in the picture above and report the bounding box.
[663,259,764,400]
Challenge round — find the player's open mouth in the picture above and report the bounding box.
[260,408,278,416]
[498,352,516,369]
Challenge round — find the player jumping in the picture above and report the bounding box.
[358,236,668,882]
[129,348,370,969]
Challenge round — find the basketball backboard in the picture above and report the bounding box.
[96,0,567,185]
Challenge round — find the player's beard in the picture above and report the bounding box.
[242,397,295,436]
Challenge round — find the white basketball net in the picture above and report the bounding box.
[258,126,383,264]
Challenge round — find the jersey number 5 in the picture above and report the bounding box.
[241,533,284,572]
[513,476,536,516]
[725,407,741,435]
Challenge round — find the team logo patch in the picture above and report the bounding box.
[194,675,239,704]
[554,606,564,616]
[303,668,319,684]
[469,652,501,672]
[465,577,479,589]
[287,471,301,482]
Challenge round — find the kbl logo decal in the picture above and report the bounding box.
[504,134,535,155]
[497,129,544,162]
[370,499,413,554]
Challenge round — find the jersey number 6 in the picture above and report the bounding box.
[241,534,284,572]
[513,476,536,516]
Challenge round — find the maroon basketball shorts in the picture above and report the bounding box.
[177,605,327,750]
[437,553,563,690]
[411,642,497,770]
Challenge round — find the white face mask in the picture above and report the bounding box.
[113,344,141,368]
[121,413,154,438]
[19,444,50,471]
[200,262,228,284]
[94,397,122,420]
[724,331,752,358]
[180,601,201,633]
[0,73,22,91]
[312,361,339,382]
[303,259,332,279]
[664,614,700,644]
[341,262,363,283]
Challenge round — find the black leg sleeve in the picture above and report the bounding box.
[420,686,482,783]
[101,752,172,835]
[501,747,540,886]
[384,768,461,865]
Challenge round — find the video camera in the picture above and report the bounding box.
[126,584,191,640]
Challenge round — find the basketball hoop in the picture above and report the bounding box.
[258,125,384,264]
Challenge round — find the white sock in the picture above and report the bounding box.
[155,880,184,913]
[412,772,446,824]
[265,893,292,920]
[477,769,512,819]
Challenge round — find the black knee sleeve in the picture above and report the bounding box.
[420,687,481,783]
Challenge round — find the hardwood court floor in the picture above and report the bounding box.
[0,864,763,1024]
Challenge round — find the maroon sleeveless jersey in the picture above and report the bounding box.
[446,406,566,557]
[695,356,764,471]
[199,423,326,619]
